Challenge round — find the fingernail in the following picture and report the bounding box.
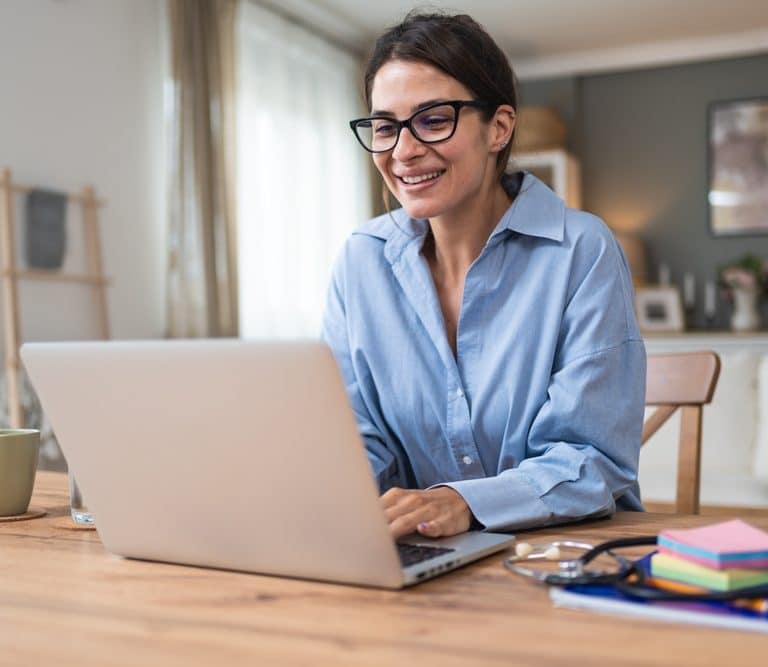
[418,522,429,531]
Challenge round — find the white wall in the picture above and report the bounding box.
[0,0,166,347]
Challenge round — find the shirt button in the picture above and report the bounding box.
[462,455,473,465]
[456,388,464,398]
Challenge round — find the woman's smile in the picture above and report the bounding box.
[395,168,446,189]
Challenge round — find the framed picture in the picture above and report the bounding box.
[708,97,768,236]
[635,286,685,333]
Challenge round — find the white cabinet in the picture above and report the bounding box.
[509,148,581,209]
[644,332,768,356]
[643,333,768,508]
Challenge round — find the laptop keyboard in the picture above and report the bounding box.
[397,543,455,567]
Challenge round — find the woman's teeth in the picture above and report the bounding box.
[400,170,443,184]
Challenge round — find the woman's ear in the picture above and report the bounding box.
[490,105,516,152]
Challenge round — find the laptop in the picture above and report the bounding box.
[21,339,514,588]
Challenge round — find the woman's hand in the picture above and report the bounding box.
[380,486,472,539]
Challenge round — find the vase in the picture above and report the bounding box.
[730,287,761,332]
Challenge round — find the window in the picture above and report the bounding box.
[236,3,372,338]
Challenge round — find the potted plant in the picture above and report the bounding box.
[718,254,768,331]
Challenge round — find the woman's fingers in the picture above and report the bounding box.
[380,487,471,538]
[380,487,412,510]
[416,518,445,537]
[381,488,429,522]
[417,510,469,538]
[387,503,439,539]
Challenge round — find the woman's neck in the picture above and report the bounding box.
[424,180,512,284]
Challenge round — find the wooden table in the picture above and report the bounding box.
[0,472,764,666]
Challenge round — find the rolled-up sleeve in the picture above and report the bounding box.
[442,341,645,531]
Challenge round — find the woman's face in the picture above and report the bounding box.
[369,59,506,222]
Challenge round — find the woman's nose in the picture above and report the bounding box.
[392,127,426,161]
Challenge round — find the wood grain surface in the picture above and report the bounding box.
[0,471,764,667]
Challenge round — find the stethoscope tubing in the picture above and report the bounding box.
[579,535,657,565]
[503,538,644,586]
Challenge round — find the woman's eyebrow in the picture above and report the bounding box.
[370,99,447,116]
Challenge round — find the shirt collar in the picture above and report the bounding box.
[353,208,425,265]
[492,172,565,243]
[352,172,565,265]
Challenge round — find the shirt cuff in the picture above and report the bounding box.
[433,469,552,532]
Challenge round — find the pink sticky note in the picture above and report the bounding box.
[660,519,768,556]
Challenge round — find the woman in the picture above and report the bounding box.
[322,12,645,539]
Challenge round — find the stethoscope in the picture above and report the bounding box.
[503,535,768,603]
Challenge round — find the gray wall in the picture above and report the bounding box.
[520,54,768,330]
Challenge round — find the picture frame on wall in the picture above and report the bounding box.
[635,286,685,333]
[708,97,768,236]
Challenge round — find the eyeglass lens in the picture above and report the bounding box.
[356,104,458,152]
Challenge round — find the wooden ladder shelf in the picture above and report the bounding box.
[0,167,110,428]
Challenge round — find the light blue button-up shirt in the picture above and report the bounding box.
[322,173,645,531]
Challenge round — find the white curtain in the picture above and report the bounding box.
[236,2,372,338]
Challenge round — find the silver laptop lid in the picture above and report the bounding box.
[21,339,405,588]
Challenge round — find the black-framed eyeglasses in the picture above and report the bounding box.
[349,100,491,153]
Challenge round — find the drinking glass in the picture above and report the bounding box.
[68,472,94,526]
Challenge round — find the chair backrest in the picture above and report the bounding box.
[642,351,721,514]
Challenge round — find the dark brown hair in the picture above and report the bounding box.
[363,11,518,181]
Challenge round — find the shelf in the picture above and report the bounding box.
[8,183,105,207]
[0,168,110,428]
[0,269,110,286]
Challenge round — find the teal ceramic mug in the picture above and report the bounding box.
[0,429,40,516]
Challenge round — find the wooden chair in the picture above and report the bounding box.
[642,351,721,514]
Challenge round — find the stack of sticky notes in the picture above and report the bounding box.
[651,519,768,591]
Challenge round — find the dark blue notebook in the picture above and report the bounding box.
[549,553,768,633]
